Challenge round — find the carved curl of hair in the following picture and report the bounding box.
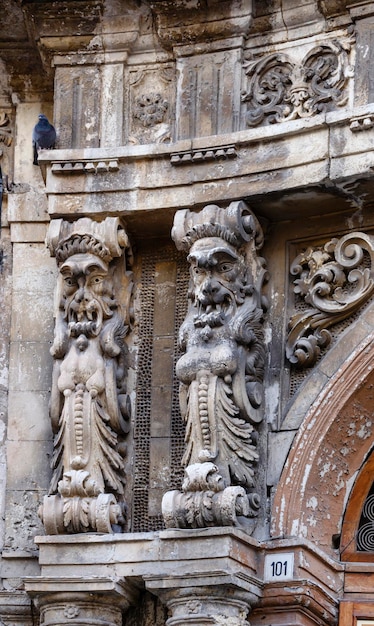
[55,234,111,265]
[182,223,241,251]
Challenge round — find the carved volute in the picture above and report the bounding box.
[40,217,133,534]
[162,201,268,529]
[286,231,374,368]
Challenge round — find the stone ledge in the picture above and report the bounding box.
[26,533,344,626]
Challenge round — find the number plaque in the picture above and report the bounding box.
[264,552,294,581]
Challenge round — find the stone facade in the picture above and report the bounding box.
[1,1,374,625]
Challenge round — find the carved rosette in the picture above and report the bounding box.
[242,35,354,126]
[128,66,174,144]
[133,93,169,127]
[40,217,133,534]
[286,231,374,368]
[162,201,268,529]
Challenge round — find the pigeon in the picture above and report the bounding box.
[32,114,56,165]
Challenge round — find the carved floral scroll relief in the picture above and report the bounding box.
[286,231,374,368]
[162,201,268,528]
[242,34,354,126]
[40,217,133,534]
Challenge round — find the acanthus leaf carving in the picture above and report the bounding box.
[162,201,267,529]
[286,231,374,368]
[40,217,133,534]
[242,35,354,126]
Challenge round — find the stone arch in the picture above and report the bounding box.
[272,332,374,556]
[340,447,374,561]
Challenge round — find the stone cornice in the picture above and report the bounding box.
[149,0,253,49]
[27,531,343,625]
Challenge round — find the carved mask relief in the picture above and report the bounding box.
[41,218,133,534]
[163,202,268,529]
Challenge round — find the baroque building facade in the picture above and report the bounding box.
[1,0,374,624]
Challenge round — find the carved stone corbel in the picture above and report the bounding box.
[286,231,374,368]
[40,217,133,534]
[162,201,268,529]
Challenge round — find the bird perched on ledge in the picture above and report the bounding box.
[32,114,56,165]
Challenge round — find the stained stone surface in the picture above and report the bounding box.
[3,1,374,625]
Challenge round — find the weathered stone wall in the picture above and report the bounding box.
[2,1,374,625]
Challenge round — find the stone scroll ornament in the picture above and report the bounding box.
[162,202,268,528]
[286,232,374,368]
[40,217,133,534]
[241,36,354,126]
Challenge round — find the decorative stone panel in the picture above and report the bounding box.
[242,31,354,126]
[127,65,175,144]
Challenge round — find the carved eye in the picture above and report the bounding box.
[64,277,75,286]
[92,276,103,284]
[218,263,233,272]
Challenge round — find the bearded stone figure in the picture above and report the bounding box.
[41,217,132,534]
[163,201,268,529]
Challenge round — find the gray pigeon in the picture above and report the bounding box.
[32,114,56,165]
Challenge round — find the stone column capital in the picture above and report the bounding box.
[25,577,138,626]
[148,585,255,626]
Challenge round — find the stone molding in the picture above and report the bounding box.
[170,145,237,165]
[286,231,374,368]
[51,160,119,175]
[350,113,374,131]
[32,102,374,224]
[40,217,133,534]
[273,332,374,550]
[0,590,33,626]
[26,531,343,626]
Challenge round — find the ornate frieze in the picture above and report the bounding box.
[286,231,374,368]
[40,217,133,534]
[162,201,268,528]
[242,35,354,126]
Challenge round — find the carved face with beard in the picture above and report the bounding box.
[188,237,249,330]
[60,253,116,342]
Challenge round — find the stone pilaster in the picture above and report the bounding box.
[150,0,252,139]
